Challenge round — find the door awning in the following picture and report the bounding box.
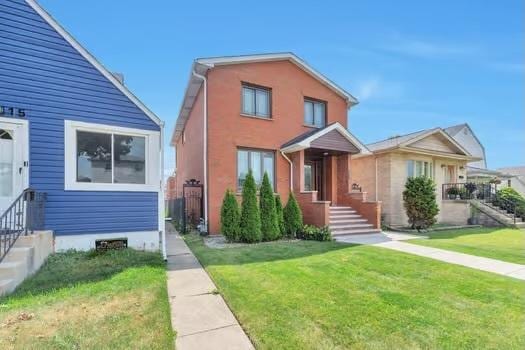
[280,122,370,154]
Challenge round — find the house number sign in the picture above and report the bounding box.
[0,105,26,118]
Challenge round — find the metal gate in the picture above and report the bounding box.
[168,179,204,233]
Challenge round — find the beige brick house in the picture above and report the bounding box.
[352,127,480,227]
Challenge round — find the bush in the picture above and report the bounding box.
[275,195,285,237]
[259,172,280,241]
[220,189,240,242]
[239,170,262,243]
[297,225,332,241]
[403,177,439,230]
[283,192,303,238]
[495,187,525,219]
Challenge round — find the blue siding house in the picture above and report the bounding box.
[0,0,164,252]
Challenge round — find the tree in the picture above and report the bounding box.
[220,189,240,242]
[239,170,262,242]
[259,172,280,241]
[275,194,285,237]
[283,192,303,238]
[403,177,439,230]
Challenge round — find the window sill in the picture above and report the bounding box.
[65,182,159,192]
[303,124,323,129]
[240,113,273,121]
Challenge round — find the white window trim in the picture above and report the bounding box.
[407,160,434,179]
[64,120,160,192]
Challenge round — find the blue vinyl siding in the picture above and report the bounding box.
[0,0,160,235]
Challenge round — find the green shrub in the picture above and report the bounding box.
[239,170,262,243]
[403,177,439,230]
[297,225,332,241]
[275,195,285,237]
[283,192,303,238]
[220,189,240,242]
[259,172,280,241]
[495,187,525,219]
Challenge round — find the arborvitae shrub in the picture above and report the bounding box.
[239,170,262,242]
[220,189,240,242]
[259,172,280,241]
[283,192,303,238]
[275,194,285,237]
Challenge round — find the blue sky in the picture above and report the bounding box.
[40,0,524,173]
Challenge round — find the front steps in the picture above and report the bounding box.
[470,200,525,229]
[329,206,381,236]
[0,231,53,296]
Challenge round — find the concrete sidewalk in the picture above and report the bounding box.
[335,231,525,280]
[376,240,525,280]
[165,225,254,350]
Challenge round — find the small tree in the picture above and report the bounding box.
[275,194,285,237]
[259,172,280,241]
[283,192,303,238]
[403,177,439,230]
[220,189,240,242]
[239,170,262,242]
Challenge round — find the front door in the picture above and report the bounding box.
[0,119,28,215]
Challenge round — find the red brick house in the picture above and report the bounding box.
[171,53,381,235]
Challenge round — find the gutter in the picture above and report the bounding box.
[280,151,293,190]
[192,70,209,232]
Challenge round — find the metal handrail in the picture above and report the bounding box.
[443,183,518,224]
[0,188,46,263]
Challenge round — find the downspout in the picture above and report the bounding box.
[280,151,293,191]
[159,121,167,260]
[192,70,208,232]
[375,156,378,201]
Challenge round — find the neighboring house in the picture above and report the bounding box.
[444,123,487,168]
[352,128,479,227]
[497,166,525,196]
[0,0,164,251]
[171,53,381,235]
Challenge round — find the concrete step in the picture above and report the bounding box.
[330,223,374,231]
[0,278,16,296]
[3,246,34,265]
[329,218,368,225]
[332,228,381,236]
[329,206,354,211]
[0,260,28,283]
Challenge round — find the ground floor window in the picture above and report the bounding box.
[407,160,433,179]
[237,148,274,190]
[64,120,160,191]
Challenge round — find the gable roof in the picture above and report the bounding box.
[280,122,370,154]
[443,123,467,136]
[364,127,474,158]
[171,53,358,144]
[26,0,162,127]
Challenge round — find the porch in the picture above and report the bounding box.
[281,123,381,234]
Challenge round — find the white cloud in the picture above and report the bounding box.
[353,78,405,102]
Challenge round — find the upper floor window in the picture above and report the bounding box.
[304,99,326,128]
[242,83,271,118]
[407,160,433,179]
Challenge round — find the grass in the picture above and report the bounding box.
[409,228,525,264]
[0,249,174,349]
[186,234,525,350]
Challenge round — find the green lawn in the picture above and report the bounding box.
[0,249,174,349]
[410,228,525,264]
[186,234,525,350]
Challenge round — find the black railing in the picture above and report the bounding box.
[442,183,518,224]
[0,189,46,263]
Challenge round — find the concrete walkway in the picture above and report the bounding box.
[335,232,525,280]
[165,225,254,350]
